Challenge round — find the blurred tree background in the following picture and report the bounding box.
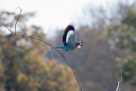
[0,11,78,91]
[105,1,136,87]
[47,0,136,91]
[1,0,136,91]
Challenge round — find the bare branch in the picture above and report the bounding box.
[15,7,22,35]
[116,81,120,91]
[119,61,123,91]
[116,60,123,91]
[0,8,83,91]
[0,21,14,34]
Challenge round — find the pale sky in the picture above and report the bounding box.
[0,0,108,37]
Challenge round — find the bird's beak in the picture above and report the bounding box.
[77,41,83,48]
[80,41,83,46]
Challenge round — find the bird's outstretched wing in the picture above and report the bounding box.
[62,25,75,45]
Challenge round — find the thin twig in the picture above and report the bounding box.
[119,61,123,91]
[116,60,123,91]
[0,21,14,34]
[0,8,83,91]
[116,81,120,91]
[15,7,22,35]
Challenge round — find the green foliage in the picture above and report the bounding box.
[122,9,136,27]
[116,57,136,86]
[0,11,78,91]
[105,9,136,52]
[105,7,136,86]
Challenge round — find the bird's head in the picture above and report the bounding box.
[75,41,83,48]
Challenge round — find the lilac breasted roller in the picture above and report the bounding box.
[55,25,83,52]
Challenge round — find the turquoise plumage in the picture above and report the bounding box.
[55,25,83,52]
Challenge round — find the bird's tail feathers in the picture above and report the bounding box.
[55,46,64,50]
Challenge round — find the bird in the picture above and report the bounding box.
[55,25,83,53]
